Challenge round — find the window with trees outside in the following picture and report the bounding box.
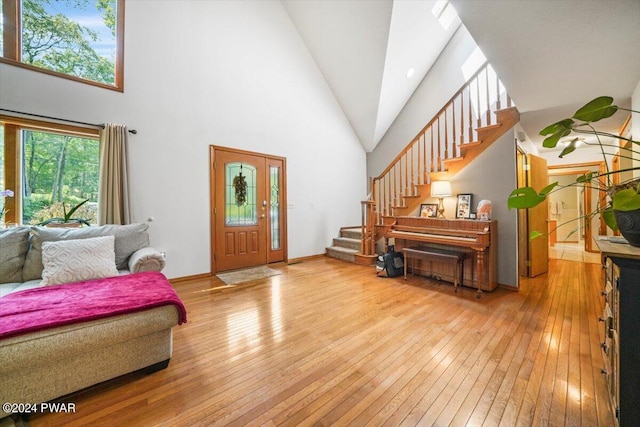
[0,0,124,90]
[0,118,100,225]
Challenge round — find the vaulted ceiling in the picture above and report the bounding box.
[282,0,460,153]
[283,0,640,154]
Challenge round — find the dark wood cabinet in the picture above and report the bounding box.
[597,238,640,426]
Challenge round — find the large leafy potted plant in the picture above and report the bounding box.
[508,96,640,246]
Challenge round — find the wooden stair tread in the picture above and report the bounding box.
[460,140,482,150]
[477,122,502,132]
[354,252,377,265]
[444,156,464,164]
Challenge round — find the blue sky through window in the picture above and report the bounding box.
[35,0,116,60]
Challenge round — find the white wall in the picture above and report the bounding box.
[449,131,518,287]
[0,0,367,279]
[367,25,478,178]
[539,143,618,168]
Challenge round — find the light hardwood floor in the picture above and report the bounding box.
[28,256,615,426]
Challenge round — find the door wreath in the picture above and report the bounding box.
[233,165,248,206]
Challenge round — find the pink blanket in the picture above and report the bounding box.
[0,271,187,339]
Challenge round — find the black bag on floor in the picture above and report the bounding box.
[376,246,404,277]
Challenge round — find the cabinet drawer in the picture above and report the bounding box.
[600,304,613,342]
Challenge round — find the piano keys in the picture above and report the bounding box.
[382,216,497,295]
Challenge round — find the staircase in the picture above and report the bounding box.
[325,227,362,263]
[326,62,520,265]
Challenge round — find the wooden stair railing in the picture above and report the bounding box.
[360,62,518,258]
[360,200,376,256]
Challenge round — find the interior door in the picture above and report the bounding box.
[211,146,286,273]
[516,148,528,277]
[528,154,549,277]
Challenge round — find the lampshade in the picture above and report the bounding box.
[431,180,452,197]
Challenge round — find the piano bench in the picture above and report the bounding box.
[402,246,466,292]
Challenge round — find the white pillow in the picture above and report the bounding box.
[40,235,119,286]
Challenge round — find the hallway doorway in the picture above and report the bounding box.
[548,162,606,254]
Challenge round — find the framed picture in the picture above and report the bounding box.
[456,194,472,219]
[419,203,438,218]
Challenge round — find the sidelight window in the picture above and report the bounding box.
[270,165,280,250]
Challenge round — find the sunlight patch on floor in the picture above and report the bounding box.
[549,242,601,264]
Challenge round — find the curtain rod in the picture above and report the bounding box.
[0,108,138,134]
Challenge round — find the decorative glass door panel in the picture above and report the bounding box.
[267,158,285,263]
[269,166,280,250]
[225,162,257,226]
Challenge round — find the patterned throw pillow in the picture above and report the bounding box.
[40,235,119,286]
[23,223,150,281]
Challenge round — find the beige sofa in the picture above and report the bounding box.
[0,224,181,421]
[0,223,166,297]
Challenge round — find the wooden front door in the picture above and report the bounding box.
[211,146,286,273]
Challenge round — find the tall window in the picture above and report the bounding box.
[0,0,125,91]
[0,128,5,219]
[0,117,100,225]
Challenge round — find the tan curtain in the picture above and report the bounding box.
[98,123,131,225]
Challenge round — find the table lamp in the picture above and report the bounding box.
[431,180,452,218]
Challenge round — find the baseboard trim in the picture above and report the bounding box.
[169,256,335,282]
[169,272,212,284]
[287,254,326,265]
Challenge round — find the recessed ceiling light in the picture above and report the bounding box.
[406,68,415,78]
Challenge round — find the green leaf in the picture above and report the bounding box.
[559,138,579,158]
[564,227,580,240]
[603,207,618,232]
[612,189,640,211]
[64,198,89,221]
[540,119,574,136]
[529,231,544,240]
[576,172,593,183]
[540,119,574,148]
[508,187,546,209]
[539,182,559,196]
[573,96,618,122]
